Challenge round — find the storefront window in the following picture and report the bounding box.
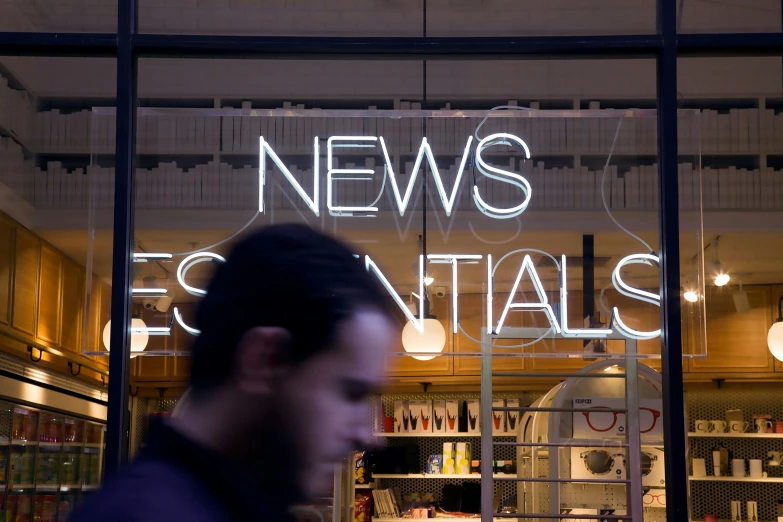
[0,0,117,33]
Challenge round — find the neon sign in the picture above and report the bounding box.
[259,134,531,219]
[130,251,660,344]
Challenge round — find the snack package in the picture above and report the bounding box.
[418,401,432,433]
[467,400,481,433]
[355,492,372,522]
[443,443,455,475]
[394,401,410,433]
[445,400,459,433]
[492,399,506,435]
[455,442,471,474]
[432,400,446,433]
[355,450,368,484]
[506,399,520,433]
[427,454,443,475]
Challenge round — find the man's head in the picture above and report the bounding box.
[186,224,396,499]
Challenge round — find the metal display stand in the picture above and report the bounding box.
[480,327,661,521]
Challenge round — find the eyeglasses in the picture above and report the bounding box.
[643,492,666,507]
[581,406,662,434]
[579,450,658,476]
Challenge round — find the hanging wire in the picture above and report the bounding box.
[600,118,655,254]
[170,211,261,257]
[458,322,554,350]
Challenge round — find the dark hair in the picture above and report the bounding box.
[189,224,389,393]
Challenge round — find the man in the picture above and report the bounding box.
[73,224,397,521]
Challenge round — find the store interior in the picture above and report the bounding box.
[0,2,781,521]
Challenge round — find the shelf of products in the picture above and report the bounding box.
[355,483,375,489]
[689,476,783,483]
[687,432,783,439]
[372,433,515,438]
[372,474,507,480]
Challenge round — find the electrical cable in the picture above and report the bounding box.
[600,118,655,254]
[474,105,532,141]
[170,211,260,257]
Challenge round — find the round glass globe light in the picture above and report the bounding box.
[768,322,783,362]
[102,318,149,358]
[683,290,699,303]
[401,318,446,361]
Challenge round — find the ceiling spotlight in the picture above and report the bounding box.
[683,289,699,303]
[710,237,730,287]
[714,272,730,287]
[424,276,434,286]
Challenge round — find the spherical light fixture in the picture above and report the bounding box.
[768,296,783,363]
[683,289,699,303]
[401,318,446,361]
[102,318,149,358]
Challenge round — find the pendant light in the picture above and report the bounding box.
[400,137,446,361]
[768,295,783,362]
[103,316,149,358]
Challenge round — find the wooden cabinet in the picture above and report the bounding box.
[37,244,63,346]
[11,227,39,336]
[688,286,774,373]
[0,216,12,325]
[59,257,84,353]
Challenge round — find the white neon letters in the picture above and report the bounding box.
[327,136,379,216]
[496,254,561,334]
[380,136,473,217]
[427,254,483,334]
[260,136,320,215]
[559,255,612,338]
[611,254,661,340]
[365,254,424,333]
[472,133,532,220]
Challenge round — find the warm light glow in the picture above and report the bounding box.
[424,276,435,286]
[768,322,783,362]
[683,290,699,303]
[401,318,446,361]
[714,273,731,287]
[102,318,149,358]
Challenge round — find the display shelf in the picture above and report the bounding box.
[10,440,38,446]
[83,443,102,448]
[372,474,507,480]
[688,476,783,483]
[687,432,783,439]
[10,484,35,490]
[36,485,59,492]
[355,483,375,489]
[38,442,62,449]
[60,485,81,491]
[372,518,511,522]
[63,442,84,448]
[82,485,100,492]
[372,433,515,438]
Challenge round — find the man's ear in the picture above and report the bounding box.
[234,327,292,395]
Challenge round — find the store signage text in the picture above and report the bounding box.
[131,250,661,344]
[259,133,532,220]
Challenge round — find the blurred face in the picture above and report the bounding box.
[276,309,395,498]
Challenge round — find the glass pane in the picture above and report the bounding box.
[677,0,781,33]
[0,56,116,379]
[428,0,655,36]
[139,1,423,35]
[679,55,783,522]
[0,0,116,33]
